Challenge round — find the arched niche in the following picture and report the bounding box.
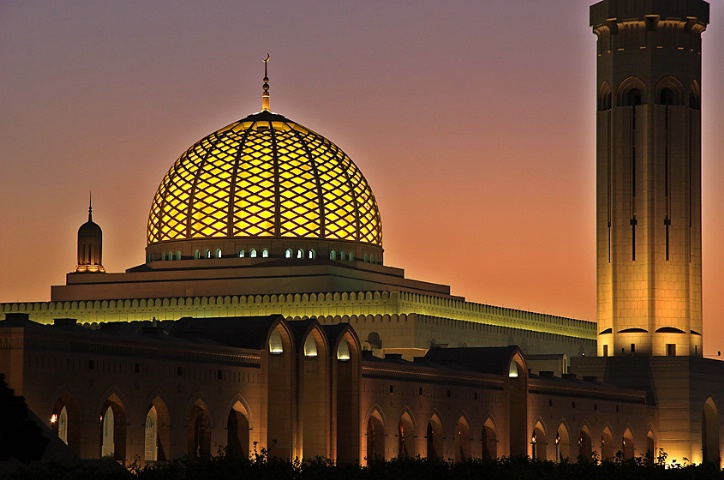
[145,396,170,463]
[482,417,498,461]
[532,420,547,461]
[655,76,684,106]
[397,410,415,459]
[334,329,361,463]
[601,425,614,461]
[51,393,80,455]
[426,413,443,460]
[454,415,471,462]
[227,400,251,458]
[187,399,211,457]
[578,425,592,462]
[266,321,294,460]
[598,81,612,111]
[622,427,635,459]
[555,422,571,463]
[299,326,330,460]
[617,76,647,107]
[366,407,385,464]
[100,394,126,462]
[702,397,719,464]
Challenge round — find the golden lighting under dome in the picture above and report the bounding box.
[147,111,382,248]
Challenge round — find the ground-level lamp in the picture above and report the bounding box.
[50,408,58,425]
[531,432,537,459]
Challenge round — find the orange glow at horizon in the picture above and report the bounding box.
[1,1,723,357]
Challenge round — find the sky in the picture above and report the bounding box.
[1,1,722,356]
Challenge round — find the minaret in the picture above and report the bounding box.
[592,0,709,356]
[75,194,105,273]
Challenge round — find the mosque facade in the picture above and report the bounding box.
[1,0,722,468]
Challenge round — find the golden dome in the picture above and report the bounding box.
[147,111,382,255]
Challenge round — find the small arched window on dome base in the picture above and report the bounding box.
[215,248,222,259]
[330,250,336,261]
[194,249,200,259]
[285,249,293,259]
[250,249,257,258]
[308,249,315,259]
[239,250,245,258]
[262,249,269,258]
[297,249,304,259]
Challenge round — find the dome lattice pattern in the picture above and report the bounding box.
[147,112,382,247]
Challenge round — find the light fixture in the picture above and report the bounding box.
[50,409,58,424]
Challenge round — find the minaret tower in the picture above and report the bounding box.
[75,194,105,273]
[592,0,709,357]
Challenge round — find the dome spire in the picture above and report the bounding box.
[262,53,270,112]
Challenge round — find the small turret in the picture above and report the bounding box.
[75,194,105,273]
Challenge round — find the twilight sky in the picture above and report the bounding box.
[1,1,723,356]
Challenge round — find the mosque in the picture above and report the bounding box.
[1,0,722,468]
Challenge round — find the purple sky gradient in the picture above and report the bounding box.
[1,1,723,355]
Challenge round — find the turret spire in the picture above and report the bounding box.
[88,192,93,222]
[262,53,270,112]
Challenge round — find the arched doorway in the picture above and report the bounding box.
[335,333,360,463]
[426,414,443,460]
[601,426,614,461]
[300,328,330,459]
[482,418,497,461]
[267,323,294,459]
[99,396,126,462]
[144,407,158,462]
[622,428,634,459]
[227,401,250,457]
[578,427,592,462]
[454,416,471,462]
[702,397,720,464]
[366,409,385,463]
[532,421,546,460]
[646,430,655,464]
[507,354,528,457]
[555,423,570,463]
[51,394,80,454]
[188,402,211,457]
[398,411,415,458]
[145,398,170,463]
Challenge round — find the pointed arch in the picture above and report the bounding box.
[426,410,444,460]
[99,391,127,461]
[646,428,656,464]
[507,350,528,457]
[266,319,295,460]
[702,396,719,464]
[622,427,635,459]
[454,414,472,462]
[333,326,361,463]
[617,76,647,106]
[577,423,593,463]
[226,399,251,458]
[601,424,614,461]
[397,408,416,458]
[532,419,547,461]
[186,397,212,457]
[655,76,684,106]
[365,405,386,464]
[145,394,171,462]
[299,323,331,460]
[555,420,571,463]
[482,416,498,461]
[51,392,80,455]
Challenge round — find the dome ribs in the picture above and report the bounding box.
[225,124,252,238]
[289,124,326,239]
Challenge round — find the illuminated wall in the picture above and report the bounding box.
[592,0,708,356]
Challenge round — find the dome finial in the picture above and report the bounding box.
[88,191,93,222]
[262,53,270,112]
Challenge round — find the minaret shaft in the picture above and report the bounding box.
[592,0,708,357]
